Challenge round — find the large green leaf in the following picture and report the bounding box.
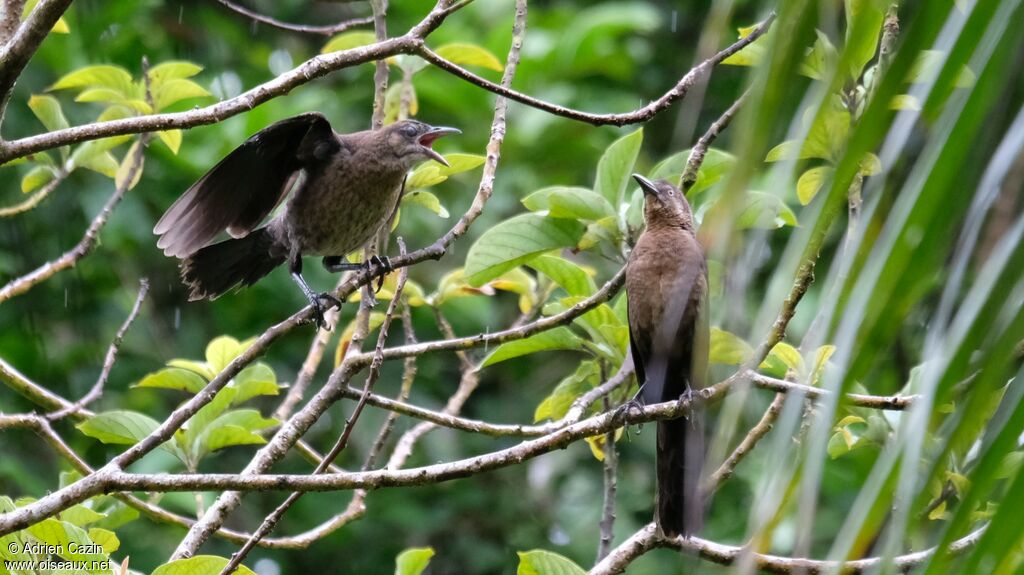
[480,327,584,368]
[533,361,600,423]
[135,367,208,393]
[844,0,886,79]
[50,65,135,96]
[516,549,586,575]
[321,31,378,54]
[593,128,642,206]
[649,147,736,196]
[736,191,798,229]
[463,214,585,286]
[521,186,615,221]
[434,43,502,71]
[231,363,279,405]
[527,254,596,297]
[76,410,160,445]
[27,95,70,132]
[709,327,752,365]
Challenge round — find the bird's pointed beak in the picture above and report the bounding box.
[632,173,659,197]
[418,126,461,167]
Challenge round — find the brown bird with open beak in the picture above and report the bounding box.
[626,173,709,538]
[154,114,459,328]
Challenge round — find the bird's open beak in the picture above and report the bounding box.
[419,126,461,167]
[632,173,659,197]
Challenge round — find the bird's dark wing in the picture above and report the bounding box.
[154,112,339,258]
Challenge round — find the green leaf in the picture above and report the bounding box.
[27,518,108,562]
[722,24,770,67]
[594,128,643,206]
[87,527,120,554]
[183,387,238,453]
[759,341,805,374]
[527,254,596,297]
[406,153,485,190]
[167,359,216,380]
[710,327,752,365]
[828,430,852,459]
[152,555,257,575]
[154,79,211,111]
[115,139,145,190]
[464,214,585,286]
[521,186,615,221]
[232,363,279,405]
[50,65,135,96]
[205,335,246,373]
[844,0,886,79]
[70,135,132,174]
[737,191,798,229]
[147,61,203,84]
[809,345,835,386]
[395,547,435,575]
[516,549,587,575]
[28,94,70,132]
[796,166,833,205]
[76,410,161,445]
[59,504,106,527]
[800,30,838,80]
[158,129,183,154]
[534,362,599,423]
[480,327,583,368]
[402,190,449,218]
[434,42,503,71]
[20,165,56,193]
[577,216,621,251]
[135,367,208,393]
[321,31,378,54]
[202,424,267,452]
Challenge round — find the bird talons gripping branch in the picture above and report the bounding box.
[322,254,394,293]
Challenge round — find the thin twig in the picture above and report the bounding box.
[596,393,618,562]
[369,0,389,130]
[705,393,785,490]
[680,89,750,192]
[213,0,373,36]
[415,14,774,128]
[0,0,73,122]
[47,279,150,421]
[590,521,987,574]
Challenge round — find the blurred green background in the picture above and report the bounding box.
[2,0,1022,573]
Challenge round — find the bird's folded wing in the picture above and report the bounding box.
[154,112,339,257]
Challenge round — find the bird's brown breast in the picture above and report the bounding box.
[626,226,706,336]
[280,148,406,256]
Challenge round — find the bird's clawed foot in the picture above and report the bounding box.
[613,397,646,436]
[366,255,393,293]
[310,292,343,330]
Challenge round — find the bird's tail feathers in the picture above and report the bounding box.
[656,414,705,538]
[180,228,285,301]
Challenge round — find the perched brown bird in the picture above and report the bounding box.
[626,174,709,538]
[154,114,459,328]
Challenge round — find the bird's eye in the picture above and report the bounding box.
[402,124,418,137]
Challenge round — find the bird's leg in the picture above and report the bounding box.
[612,384,647,434]
[322,255,393,293]
[290,257,341,330]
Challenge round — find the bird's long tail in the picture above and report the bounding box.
[180,227,285,301]
[656,413,705,538]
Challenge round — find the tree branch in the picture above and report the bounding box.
[680,89,749,192]
[212,0,372,36]
[0,0,73,123]
[415,13,774,127]
[591,521,987,574]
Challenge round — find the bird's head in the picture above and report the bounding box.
[633,174,696,230]
[382,120,461,168]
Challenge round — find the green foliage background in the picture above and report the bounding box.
[1,0,1022,573]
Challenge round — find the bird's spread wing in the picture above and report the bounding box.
[154,112,339,257]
